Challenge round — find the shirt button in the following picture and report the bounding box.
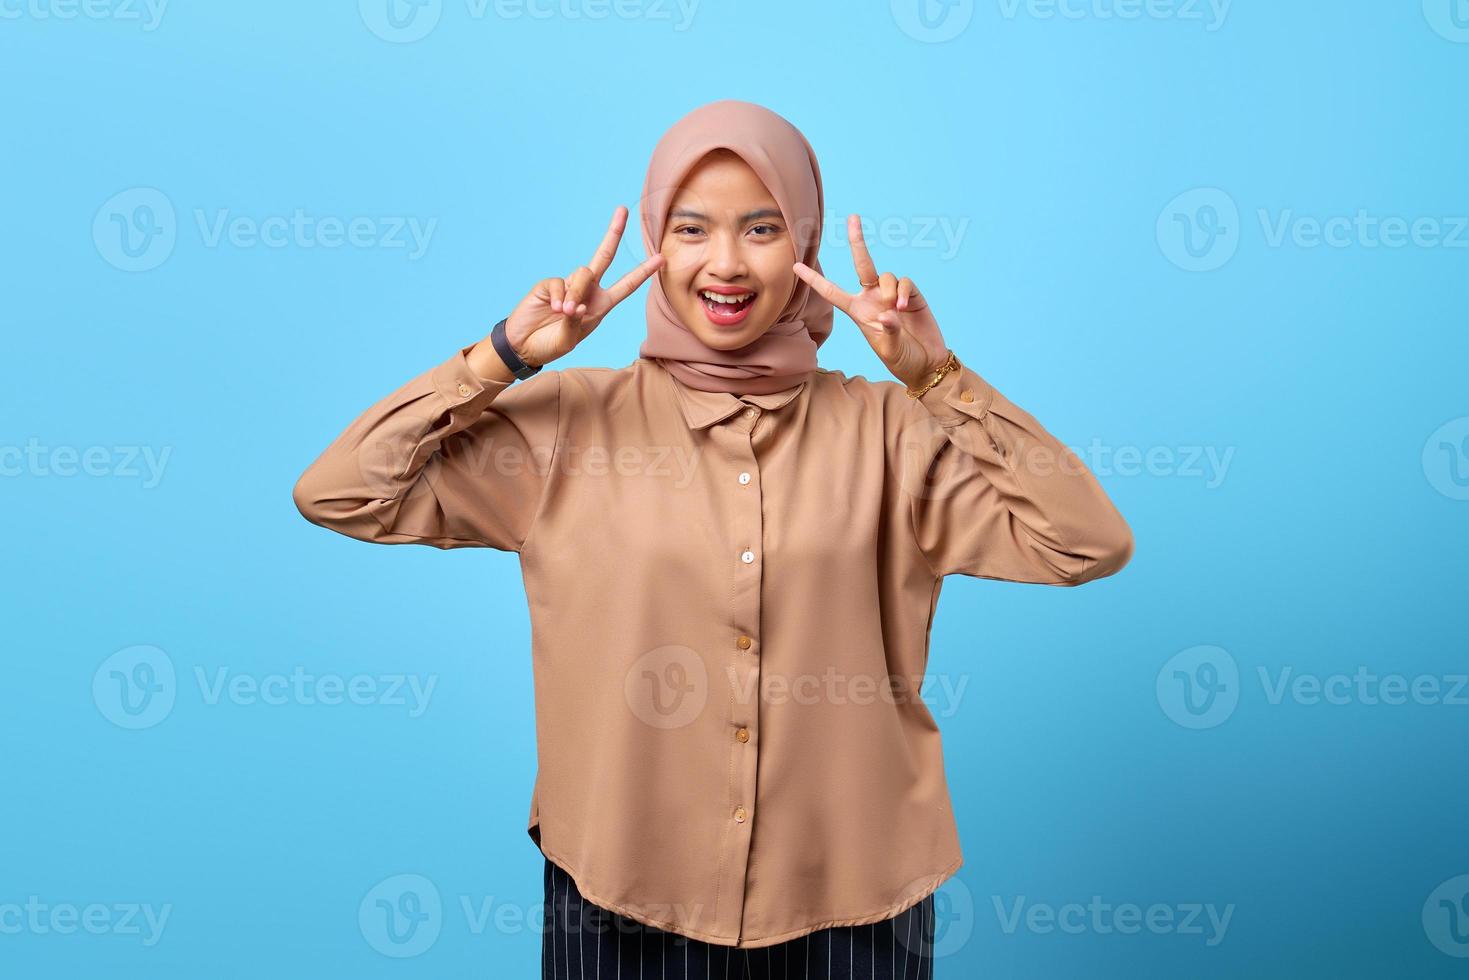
[736,727,750,743]
[734,806,748,823]
[738,472,751,485]
[743,407,756,418]
[960,389,974,403]
[740,550,754,564]
[457,382,472,396]
[736,635,752,650]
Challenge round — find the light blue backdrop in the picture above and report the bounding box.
[3,2,1467,977]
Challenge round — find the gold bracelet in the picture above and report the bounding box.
[905,349,958,399]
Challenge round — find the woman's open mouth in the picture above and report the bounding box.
[698,288,758,327]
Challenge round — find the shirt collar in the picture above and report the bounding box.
[656,361,810,430]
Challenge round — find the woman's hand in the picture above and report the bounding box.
[793,214,951,391]
[498,205,666,370]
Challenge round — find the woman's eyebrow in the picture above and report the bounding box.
[668,207,784,222]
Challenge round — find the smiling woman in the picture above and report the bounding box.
[291,98,1133,977]
[657,149,798,342]
[632,104,837,396]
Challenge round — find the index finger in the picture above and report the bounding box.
[587,205,630,281]
[846,214,878,288]
[793,261,853,315]
[602,252,666,307]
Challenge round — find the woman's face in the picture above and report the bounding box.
[657,149,798,350]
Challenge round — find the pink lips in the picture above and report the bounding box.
[697,287,758,327]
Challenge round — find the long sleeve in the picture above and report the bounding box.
[896,352,1133,584]
[292,344,561,552]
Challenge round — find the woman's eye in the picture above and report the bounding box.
[750,224,780,237]
[675,225,704,236]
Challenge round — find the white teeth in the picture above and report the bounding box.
[700,290,754,305]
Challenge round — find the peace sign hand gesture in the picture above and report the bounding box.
[793,214,951,391]
[501,205,666,370]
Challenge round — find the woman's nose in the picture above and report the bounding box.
[703,231,745,278]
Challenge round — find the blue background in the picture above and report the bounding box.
[4,1,1468,977]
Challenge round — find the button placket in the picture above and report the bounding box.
[709,404,764,942]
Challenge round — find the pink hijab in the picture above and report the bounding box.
[637,100,835,395]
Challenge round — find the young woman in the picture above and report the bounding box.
[294,99,1133,978]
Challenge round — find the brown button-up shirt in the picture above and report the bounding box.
[292,344,1133,949]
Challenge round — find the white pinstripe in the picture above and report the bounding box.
[903,904,913,980]
[546,863,938,979]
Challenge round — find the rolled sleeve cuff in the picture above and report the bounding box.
[913,353,996,427]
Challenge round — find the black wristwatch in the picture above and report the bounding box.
[490,317,542,380]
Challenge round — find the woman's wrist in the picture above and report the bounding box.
[465,337,519,384]
[900,349,958,394]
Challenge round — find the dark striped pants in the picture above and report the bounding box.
[542,858,935,979]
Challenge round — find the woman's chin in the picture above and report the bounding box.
[692,324,768,350]
[683,309,774,349]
